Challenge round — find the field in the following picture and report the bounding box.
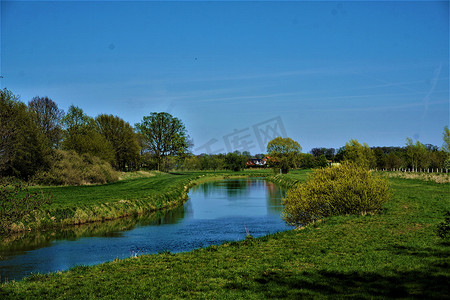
[1,171,449,298]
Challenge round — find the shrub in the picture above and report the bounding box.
[0,181,53,234]
[33,150,118,185]
[283,161,390,226]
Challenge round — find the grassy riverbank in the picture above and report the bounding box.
[1,174,448,298]
[6,169,289,233]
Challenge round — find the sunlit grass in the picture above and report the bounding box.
[1,175,448,298]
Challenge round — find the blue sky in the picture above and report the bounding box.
[1,1,449,154]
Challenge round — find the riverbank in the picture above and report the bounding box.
[1,175,448,298]
[4,170,290,234]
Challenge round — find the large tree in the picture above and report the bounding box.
[343,139,376,169]
[267,137,302,174]
[95,114,140,171]
[135,112,189,171]
[28,96,64,148]
[405,137,429,170]
[0,89,50,178]
[61,105,115,164]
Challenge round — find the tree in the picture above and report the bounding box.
[405,137,429,170]
[95,114,140,171]
[267,137,302,174]
[442,126,450,169]
[343,139,376,169]
[183,155,201,170]
[61,105,115,164]
[384,152,403,170]
[28,96,64,148]
[224,151,247,171]
[135,112,189,171]
[0,89,51,179]
[442,126,450,153]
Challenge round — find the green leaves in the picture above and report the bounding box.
[0,88,51,179]
[267,137,302,173]
[283,162,391,226]
[343,139,376,169]
[95,114,140,171]
[135,112,189,171]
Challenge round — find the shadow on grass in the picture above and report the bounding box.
[250,244,450,299]
[253,267,449,299]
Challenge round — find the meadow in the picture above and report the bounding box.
[1,171,448,298]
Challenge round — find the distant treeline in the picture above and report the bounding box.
[306,138,450,171]
[1,88,449,185]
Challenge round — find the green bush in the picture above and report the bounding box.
[0,181,53,234]
[33,150,118,185]
[283,161,390,226]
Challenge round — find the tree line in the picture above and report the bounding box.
[306,137,450,172]
[1,88,449,184]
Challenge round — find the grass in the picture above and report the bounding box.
[1,172,449,298]
[7,169,282,232]
[382,171,450,184]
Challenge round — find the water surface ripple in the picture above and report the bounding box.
[0,178,291,282]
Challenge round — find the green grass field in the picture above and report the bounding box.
[1,172,448,298]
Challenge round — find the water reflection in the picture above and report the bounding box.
[191,179,250,198]
[0,207,186,260]
[0,178,291,282]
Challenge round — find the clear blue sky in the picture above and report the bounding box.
[1,1,449,154]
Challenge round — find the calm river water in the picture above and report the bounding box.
[0,178,291,282]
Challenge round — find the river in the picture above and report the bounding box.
[0,178,291,282]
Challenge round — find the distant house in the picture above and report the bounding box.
[245,157,268,167]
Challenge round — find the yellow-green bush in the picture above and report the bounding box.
[283,161,390,226]
[33,150,118,185]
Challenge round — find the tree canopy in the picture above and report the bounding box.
[95,114,140,171]
[0,89,51,178]
[405,137,429,170]
[61,105,115,164]
[28,96,64,149]
[135,112,189,171]
[343,139,376,169]
[267,137,302,173]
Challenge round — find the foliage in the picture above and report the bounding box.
[61,106,115,164]
[224,151,247,171]
[442,126,450,154]
[283,162,390,226]
[0,88,51,179]
[267,137,302,173]
[181,156,201,171]
[28,96,64,149]
[94,114,140,171]
[1,176,449,298]
[33,150,118,185]
[343,139,376,169]
[405,137,429,170]
[310,147,335,161]
[437,211,450,239]
[0,181,53,234]
[135,112,189,171]
[383,152,404,170]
